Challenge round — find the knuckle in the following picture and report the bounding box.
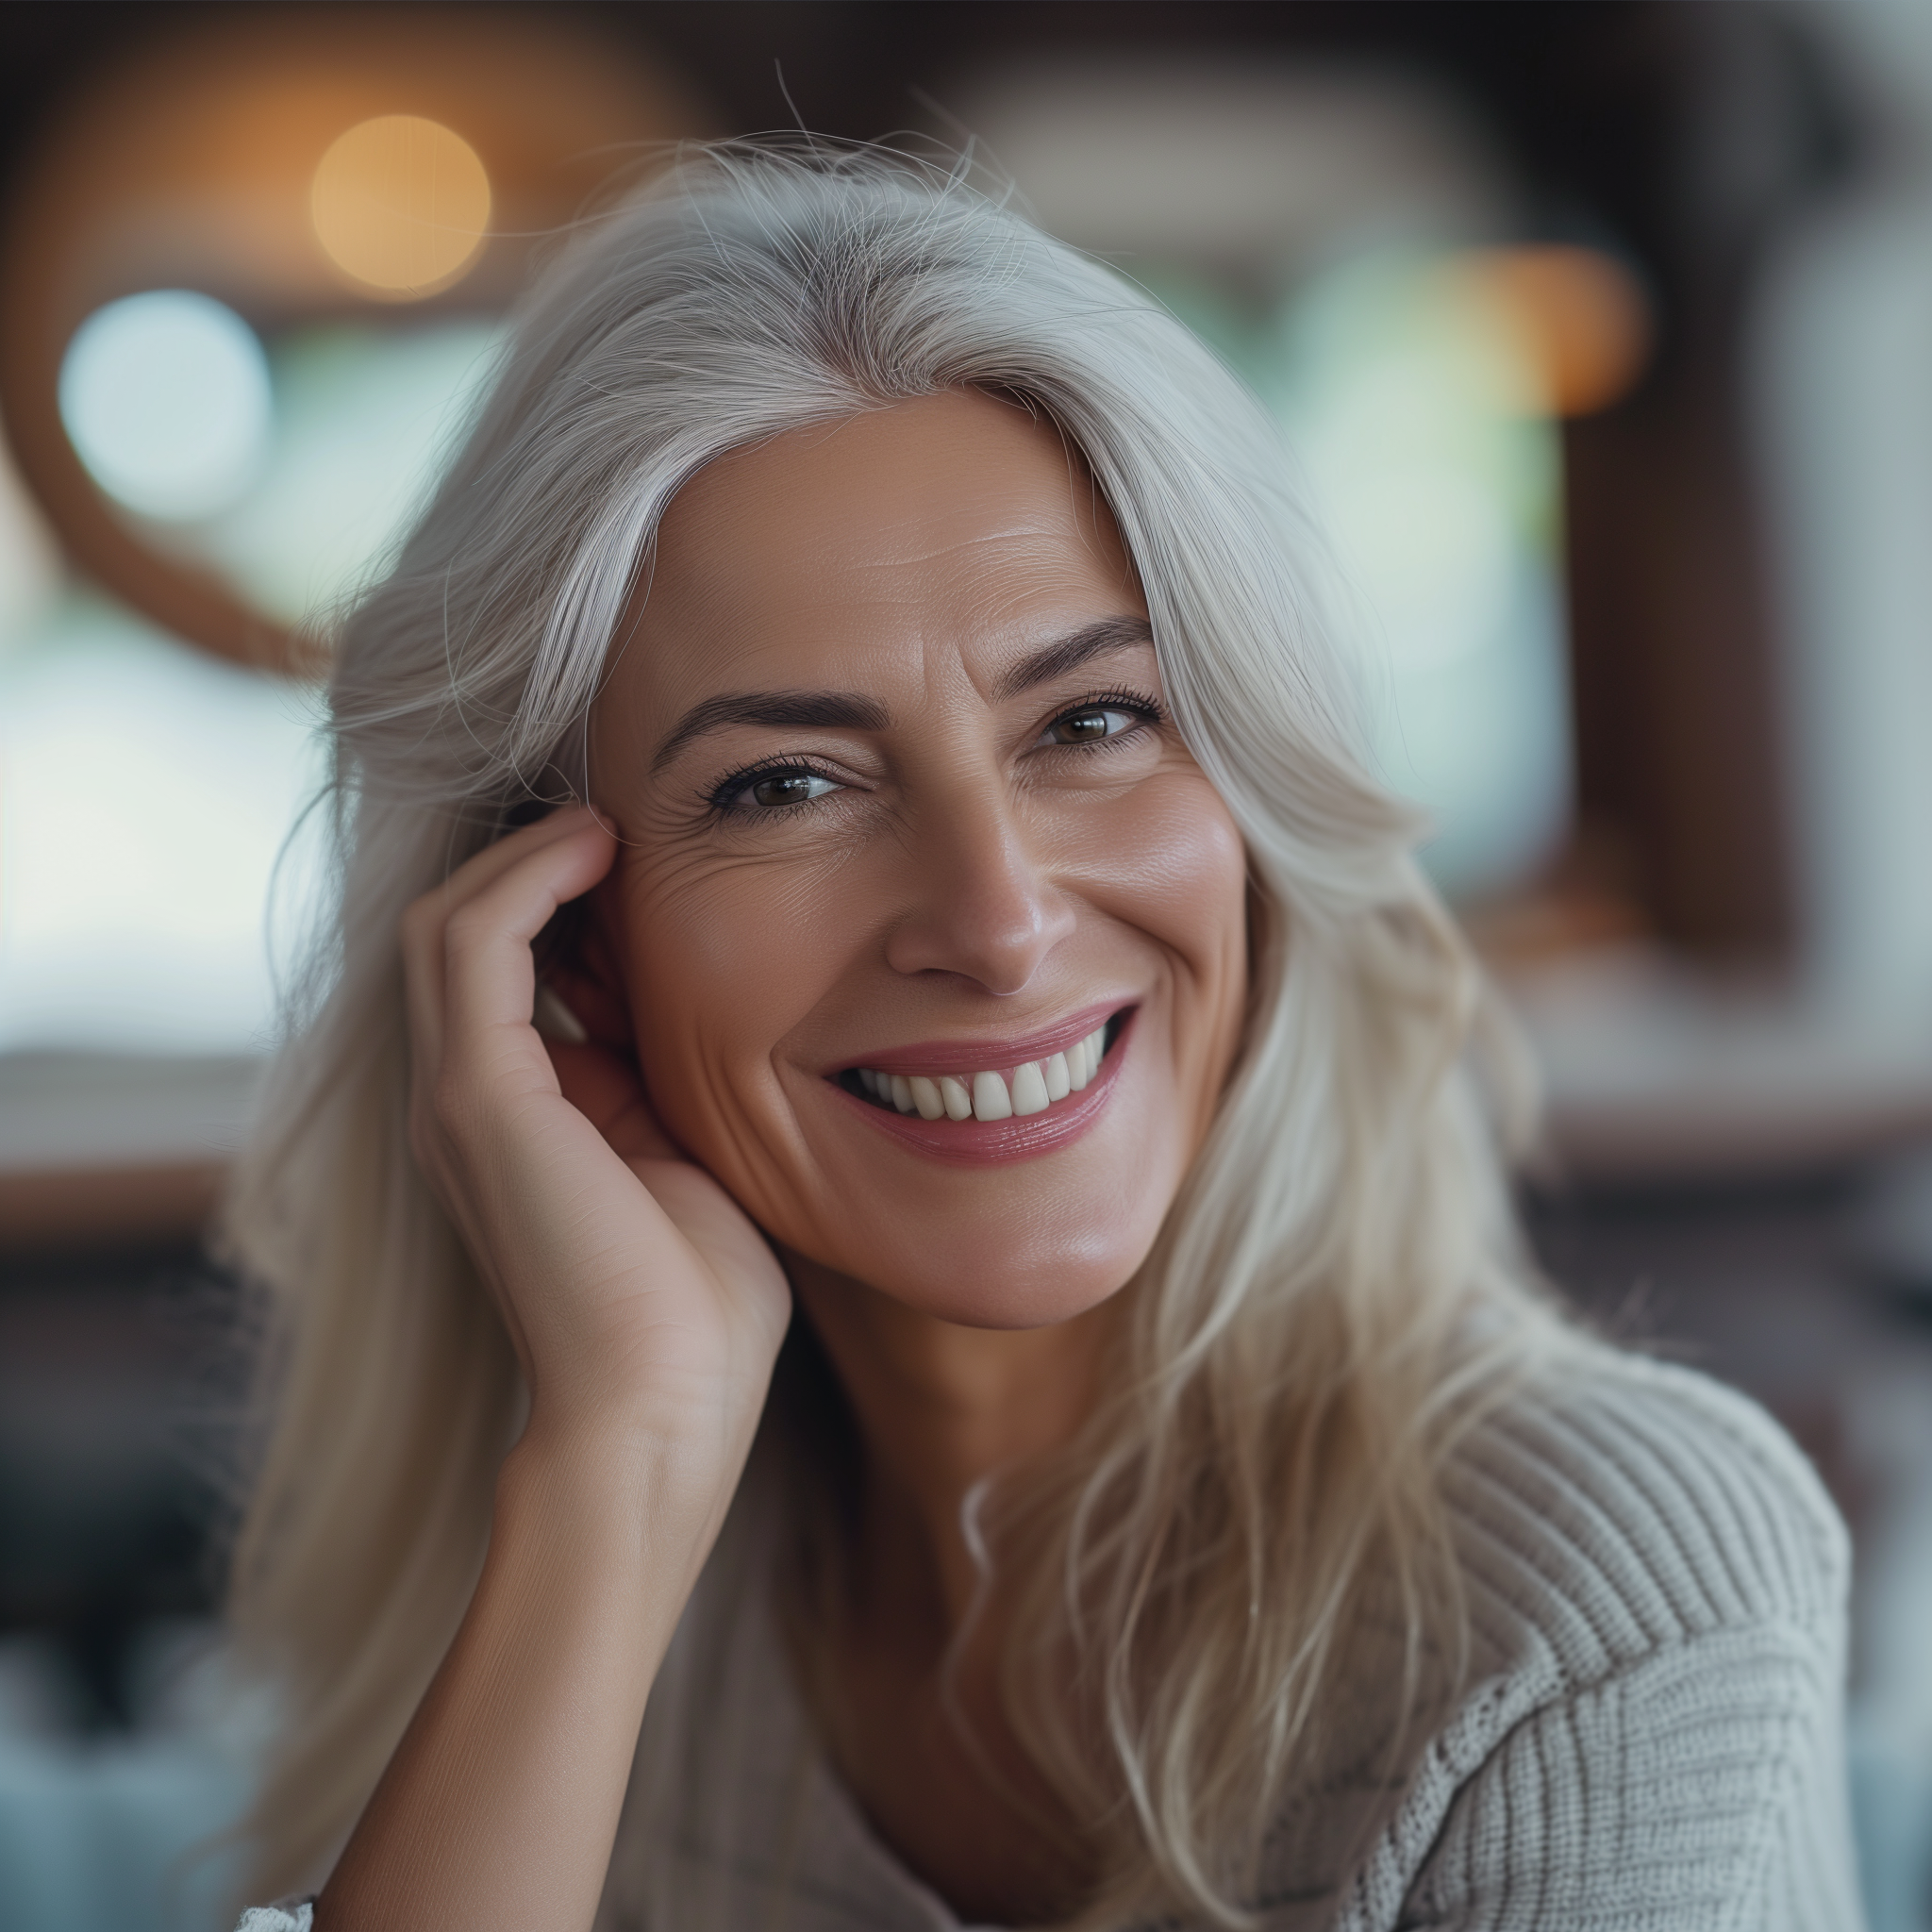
[442,900,497,953]
[431,1064,485,1140]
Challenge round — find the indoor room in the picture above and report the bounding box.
[1,4,1928,1926]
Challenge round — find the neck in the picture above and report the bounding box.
[783,1251,1111,1628]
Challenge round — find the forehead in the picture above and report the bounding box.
[619,390,1141,700]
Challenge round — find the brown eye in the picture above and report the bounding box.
[708,762,847,816]
[1048,706,1138,745]
[745,770,838,809]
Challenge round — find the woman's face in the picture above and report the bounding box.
[586,390,1248,1329]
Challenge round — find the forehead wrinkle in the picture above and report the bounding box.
[829,523,1099,608]
[854,532,1123,664]
[654,525,1053,658]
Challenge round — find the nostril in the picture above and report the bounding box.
[880,849,1076,991]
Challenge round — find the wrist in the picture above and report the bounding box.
[498,1407,747,1571]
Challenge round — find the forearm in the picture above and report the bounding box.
[316,1424,725,1932]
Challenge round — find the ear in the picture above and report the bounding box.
[537,894,636,1054]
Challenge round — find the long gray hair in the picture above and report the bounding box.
[225,142,1569,1923]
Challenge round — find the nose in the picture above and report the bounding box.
[883,777,1076,995]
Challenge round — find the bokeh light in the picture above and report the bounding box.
[1446,244,1652,418]
[310,114,491,299]
[57,291,272,521]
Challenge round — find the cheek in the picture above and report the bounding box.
[608,856,845,1146]
[1077,774,1248,991]
[1074,776,1250,1150]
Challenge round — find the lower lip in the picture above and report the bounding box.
[830,1011,1135,1168]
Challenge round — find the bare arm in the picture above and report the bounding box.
[315,808,791,1932]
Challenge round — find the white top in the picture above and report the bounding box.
[242,1352,1864,1930]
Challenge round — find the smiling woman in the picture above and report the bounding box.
[221,146,1860,1932]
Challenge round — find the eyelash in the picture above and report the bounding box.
[705,686,1167,820]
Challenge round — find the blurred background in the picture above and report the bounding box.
[0,1,1927,1924]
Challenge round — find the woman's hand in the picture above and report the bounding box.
[320,808,789,1931]
[400,805,791,1478]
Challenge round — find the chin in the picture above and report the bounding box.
[812,1215,1163,1331]
[774,1115,1189,1331]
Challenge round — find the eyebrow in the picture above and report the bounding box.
[652,690,890,772]
[650,614,1156,772]
[989,614,1156,703]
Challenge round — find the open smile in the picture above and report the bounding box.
[827,1006,1136,1165]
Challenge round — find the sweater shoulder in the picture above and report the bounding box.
[1441,1346,1850,1692]
[1321,1355,1862,1932]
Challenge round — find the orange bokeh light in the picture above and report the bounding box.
[310,115,491,300]
[1457,244,1653,418]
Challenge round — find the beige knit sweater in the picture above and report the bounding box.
[241,1352,1863,1931]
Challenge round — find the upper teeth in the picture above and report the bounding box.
[856,1026,1110,1122]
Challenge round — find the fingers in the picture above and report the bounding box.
[405,808,610,1037]
[439,835,615,1081]
[437,802,613,910]
[402,806,616,1166]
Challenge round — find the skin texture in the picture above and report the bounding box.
[321,391,1249,1931]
